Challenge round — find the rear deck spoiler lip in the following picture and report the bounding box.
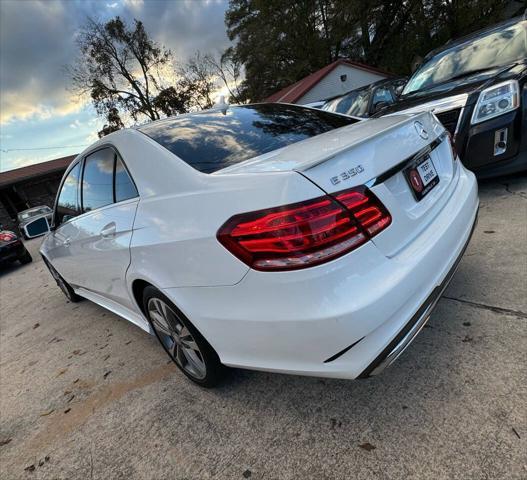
[298,111,441,172]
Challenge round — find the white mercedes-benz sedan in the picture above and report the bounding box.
[40,103,478,387]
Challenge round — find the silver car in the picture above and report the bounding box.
[17,205,52,239]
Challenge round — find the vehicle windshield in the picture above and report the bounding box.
[322,88,370,117]
[18,207,50,221]
[138,104,357,173]
[403,20,527,95]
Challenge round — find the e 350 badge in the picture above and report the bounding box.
[330,165,365,185]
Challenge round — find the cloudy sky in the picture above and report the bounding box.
[0,0,230,172]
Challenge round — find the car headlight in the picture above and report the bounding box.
[471,80,520,125]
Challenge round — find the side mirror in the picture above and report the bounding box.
[22,216,51,239]
[394,85,404,96]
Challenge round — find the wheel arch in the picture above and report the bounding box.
[131,278,153,316]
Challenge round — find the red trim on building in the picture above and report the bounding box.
[265,59,393,104]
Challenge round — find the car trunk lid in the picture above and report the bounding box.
[218,111,456,258]
[301,112,457,257]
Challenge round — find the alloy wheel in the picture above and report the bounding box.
[147,297,207,380]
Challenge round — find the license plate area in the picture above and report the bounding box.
[405,154,439,201]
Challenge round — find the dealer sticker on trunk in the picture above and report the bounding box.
[405,154,439,201]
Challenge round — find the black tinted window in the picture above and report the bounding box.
[82,148,114,212]
[56,163,80,226]
[115,155,138,202]
[323,90,370,117]
[138,104,357,173]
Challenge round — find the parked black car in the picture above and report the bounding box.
[377,15,526,178]
[0,227,32,267]
[321,77,408,118]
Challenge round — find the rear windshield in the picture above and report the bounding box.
[138,104,357,173]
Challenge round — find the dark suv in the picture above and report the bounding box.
[378,16,526,178]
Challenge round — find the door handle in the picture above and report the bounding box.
[100,223,116,238]
[64,238,71,247]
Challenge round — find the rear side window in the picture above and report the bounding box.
[138,104,357,173]
[55,163,81,226]
[115,156,138,203]
[82,148,114,212]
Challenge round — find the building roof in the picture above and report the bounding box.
[265,59,393,104]
[0,155,76,188]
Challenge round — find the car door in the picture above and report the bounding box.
[47,162,83,284]
[68,147,139,308]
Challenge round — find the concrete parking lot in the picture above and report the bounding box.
[1,176,526,480]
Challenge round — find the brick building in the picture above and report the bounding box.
[0,155,76,231]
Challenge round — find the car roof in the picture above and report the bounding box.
[423,16,524,61]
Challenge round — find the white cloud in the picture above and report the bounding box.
[0,92,89,125]
[123,0,144,12]
[84,130,100,144]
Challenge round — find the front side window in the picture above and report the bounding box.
[82,148,114,212]
[55,163,81,226]
[372,87,394,108]
[323,89,370,117]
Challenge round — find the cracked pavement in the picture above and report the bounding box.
[1,175,526,479]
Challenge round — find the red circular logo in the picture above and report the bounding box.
[409,169,423,192]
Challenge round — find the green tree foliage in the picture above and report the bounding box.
[225,0,516,101]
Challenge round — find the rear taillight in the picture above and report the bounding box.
[217,186,391,271]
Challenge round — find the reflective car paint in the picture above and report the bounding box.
[40,104,478,380]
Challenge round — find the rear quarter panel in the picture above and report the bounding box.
[119,130,325,288]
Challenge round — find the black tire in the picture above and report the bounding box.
[18,249,32,264]
[43,257,83,303]
[142,286,226,387]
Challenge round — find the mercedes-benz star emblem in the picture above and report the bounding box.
[414,121,429,140]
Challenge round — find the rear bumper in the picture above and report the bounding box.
[163,165,479,379]
[359,212,477,377]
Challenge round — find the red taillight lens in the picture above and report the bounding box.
[335,187,392,237]
[0,232,17,242]
[217,186,391,271]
